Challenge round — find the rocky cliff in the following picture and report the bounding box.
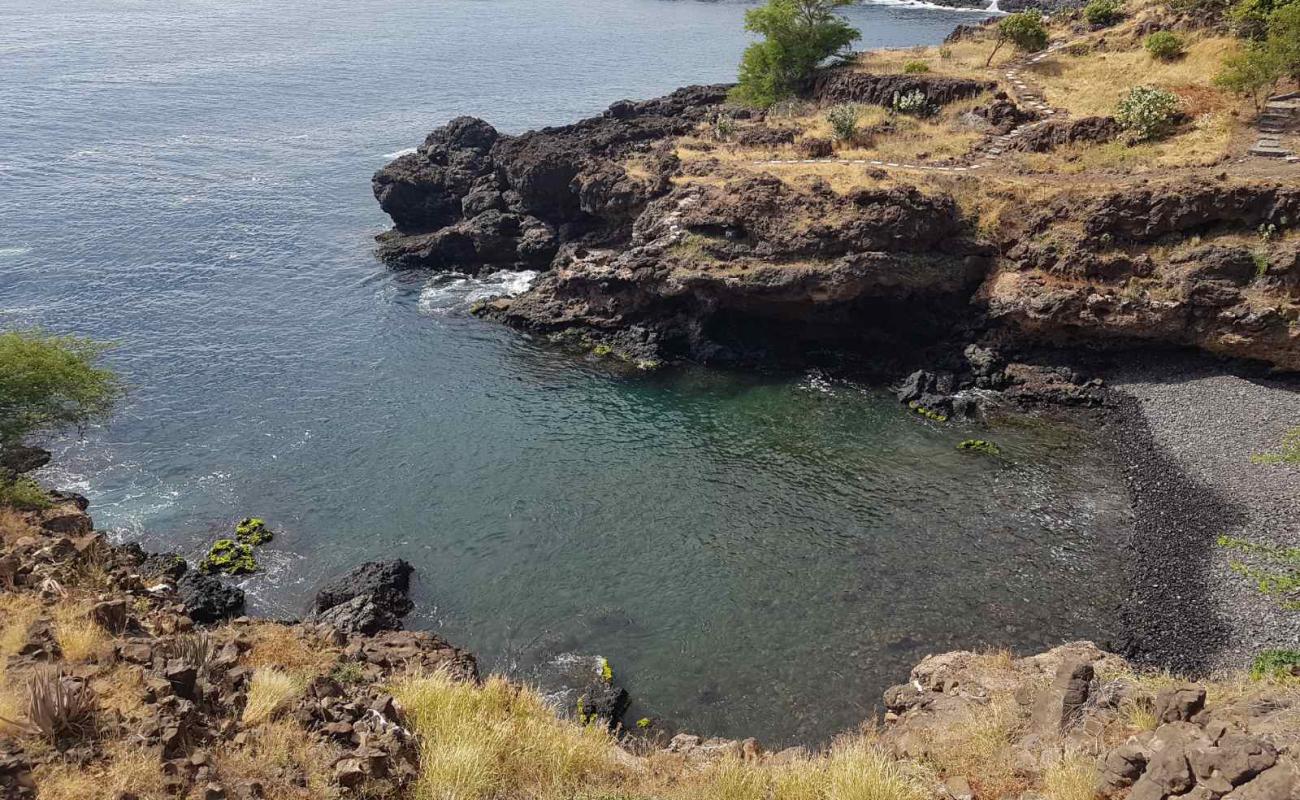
[373,88,1299,374]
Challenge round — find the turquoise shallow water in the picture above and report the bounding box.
[0,0,1130,743]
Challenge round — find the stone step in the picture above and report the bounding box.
[1251,145,1291,157]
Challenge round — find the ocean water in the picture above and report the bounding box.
[0,0,1129,744]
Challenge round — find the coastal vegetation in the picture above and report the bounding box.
[0,329,121,453]
[731,0,863,108]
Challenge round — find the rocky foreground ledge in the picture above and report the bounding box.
[3,489,1300,799]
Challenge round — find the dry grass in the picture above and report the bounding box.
[918,693,1025,799]
[1033,35,1243,119]
[853,37,1018,78]
[393,669,937,800]
[1012,111,1236,173]
[243,622,339,673]
[53,603,112,663]
[213,718,342,799]
[1042,752,1100,800]
[33,740,168,800]
[91,663,148,720]
[0,506,40,547]
[392,671,624,800]
[242,668,307,726]
[0,592,43,659]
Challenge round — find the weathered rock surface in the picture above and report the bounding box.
[983,180,1300,371]
[1010,115,1121,152]
[373,85,728,271]
[812,70,996,108]
[310,559,415,634]
[178,572,245,625]
[482,175,993,365]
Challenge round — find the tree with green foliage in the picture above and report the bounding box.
[0,329,122,453]
[1230,0,1300,39]
[1214,43,1283,111]
[985,11,1049,67]
[1267,3,1300,81]
[730,0,862,108]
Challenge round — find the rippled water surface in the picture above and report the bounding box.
[0,0,1130,743]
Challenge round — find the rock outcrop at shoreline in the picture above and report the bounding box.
[483,175,994,365]
[372,85,729,272]
[985,181,1300,372]
[374,83,1300,374]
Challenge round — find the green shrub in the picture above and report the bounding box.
[1268,3,1300,82]
[1085,0,1125,25]
[1115,85,1182,141]
[731,0,862,108]
[902,60,930,73]
[1250,649,1300,681]
[0,329,122,450]
[0,475,51,510]
[1144,31,1186,60]
[826,103,863,140]
[985,11,1049,65]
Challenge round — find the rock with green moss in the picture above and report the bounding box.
[235,517,273,545]
[957,439,1001,456]
[908,401,948,422]
[199,538,258,576]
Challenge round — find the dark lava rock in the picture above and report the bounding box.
[813,71,995,108]
[1011,116,1121,153]
[178,572,246,625]
[311,560,414,633]
[373,84,729,271]
[0,446,51,475]
[578,678,630,730]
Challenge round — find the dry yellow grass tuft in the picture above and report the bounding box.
[33,741,168,800]
[393,671,623,800]
[243,622,339,673]
[53,603,112,663]
[242,668,308,726]
[213,719,341,799]
[1043,752,1101,800]
[393,669,938,800]
[919,693,1025,799]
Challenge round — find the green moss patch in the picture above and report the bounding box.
[957,439,1001,456]
[908,401,948,422]
[1251,427,1300,464]
[199,538,258,576]
[235,517,274,545]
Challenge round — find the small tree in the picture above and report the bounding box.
[0,329,122,454]
[731,0,863,108]
[825,104,862,140]
[1145,31,1186,60]
[1214,44,1282,111]
[985,11,1049,67]
[1268,3,1300,82]
[1115,85,1182,140]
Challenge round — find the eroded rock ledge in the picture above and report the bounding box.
[375,86,1299,374]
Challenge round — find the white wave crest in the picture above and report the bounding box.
[382,147,418,159]
[418,269,539,314]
